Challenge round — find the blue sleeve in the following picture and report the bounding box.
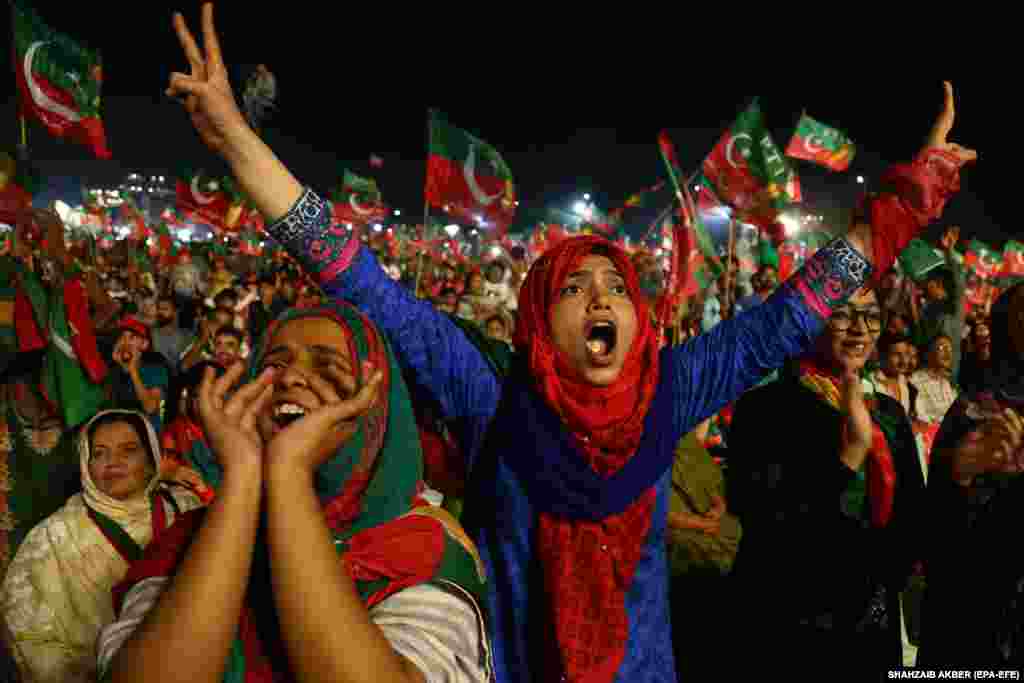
[263,189,501,424]
[662,237,873,447]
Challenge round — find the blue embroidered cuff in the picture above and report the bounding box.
[787,237,873,318]
[265,188,357,281]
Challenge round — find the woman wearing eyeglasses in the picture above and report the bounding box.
[726,287,928,673]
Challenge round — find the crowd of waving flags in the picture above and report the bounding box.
[6,1,1017,326]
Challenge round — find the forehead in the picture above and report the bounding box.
[843,288,879,307]
[265,317,351,356]
[568,255,620,276]
[93,420,142,444]
[889,342,914,353]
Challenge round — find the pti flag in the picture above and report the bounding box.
[12,2,111,159]
[785,113,856,171]
[702,99,801,224]
[425,110,515,230]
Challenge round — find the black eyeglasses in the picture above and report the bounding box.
[828,307,883,332]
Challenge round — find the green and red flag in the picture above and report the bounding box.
[425,110,516,231]
[785,113,856,171]
[607,181,667,225]
[1000,240,1024,284]
[331,169,388,225]
[897,238,946,282]
[964,239,1002,281]
[702,99,801,228]
[12,2,111,159]
[119,198,148,241]
[176,170,232,229]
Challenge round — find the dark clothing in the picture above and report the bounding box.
[727,375,927,675]
[919,393,1024,669]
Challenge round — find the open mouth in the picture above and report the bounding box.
[273,402,307,428]
[585,320,618,360]
[841,341,868,355]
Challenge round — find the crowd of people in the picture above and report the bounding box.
[0,7,1019,683]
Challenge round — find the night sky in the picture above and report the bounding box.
[1,3,1009,247]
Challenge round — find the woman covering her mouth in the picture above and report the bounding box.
[162,8,975,679]
[728,288,929,673]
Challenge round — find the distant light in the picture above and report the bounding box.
[515,201,520,207]
[856,176,865,184]
[475,215,484,224]
[444,224,460,237]
[53,200,70,221]
[470,229,478,236]
[573,201,587,215]
[693,185,700,192]
[583,194,591,201]
[372,224,383,232]
[779,215,801,237]
[491,246,501,256]
[394,210,401,216]
[260,241,266,247]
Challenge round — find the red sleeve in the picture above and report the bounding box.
[866,148,966,285]
[64,278,109,383]
[112,508,206,614]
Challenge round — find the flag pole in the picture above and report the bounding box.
[726,218,737,317]
[415,109,433,299]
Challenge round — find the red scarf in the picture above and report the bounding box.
[514,236,660,682]
[797,357,896,527]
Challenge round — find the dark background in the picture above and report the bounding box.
[1,3,1008,247]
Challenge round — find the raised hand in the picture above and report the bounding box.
[166,4,251,156]
[951,408,1024,485]
[265,362,384,476]
[197,361,275,472]
[924,82,977,165]
[840,370,874,471]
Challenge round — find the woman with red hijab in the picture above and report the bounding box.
[164,8,976,680]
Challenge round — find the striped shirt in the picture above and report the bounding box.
[97,579,492,682]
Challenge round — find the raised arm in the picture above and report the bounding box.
[165,4,499,425]
[663,83,975,445]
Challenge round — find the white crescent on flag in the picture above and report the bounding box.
[803,136,825,155]
[24,41,82,122]
[725,133,753,169]
[190,176,215,205]
[349,194,373,216]
[463,142,503,206]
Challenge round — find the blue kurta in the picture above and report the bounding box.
[266,189,872,682]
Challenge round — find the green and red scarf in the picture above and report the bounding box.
[797,358,896,527]
[113,303,488,681]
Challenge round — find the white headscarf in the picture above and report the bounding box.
[2,410,199,683]
[78,409,164,541]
